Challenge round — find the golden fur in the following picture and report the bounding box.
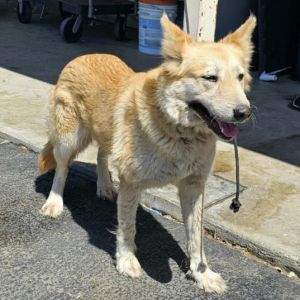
[38,14,256,293]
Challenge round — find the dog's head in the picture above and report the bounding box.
[158,14,256,140]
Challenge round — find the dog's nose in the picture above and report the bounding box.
[233,105,251,121]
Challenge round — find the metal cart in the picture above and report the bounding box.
[17,0,136,42]
[58,0,135,42]
[17,0,46,23]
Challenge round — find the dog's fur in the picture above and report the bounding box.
[38,15,256,293]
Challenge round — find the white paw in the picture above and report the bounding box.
[193,268,227,294]
[116,253,142,278]
[40,199,63,218]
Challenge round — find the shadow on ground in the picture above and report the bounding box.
[35,170,188,284]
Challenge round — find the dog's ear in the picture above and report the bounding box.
[220,15,256,66]
[221,15,256,90]
[160,13,194,60]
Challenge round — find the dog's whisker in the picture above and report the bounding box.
[210,116,217,125]
[250,103,258,110]
[107,226,118,236]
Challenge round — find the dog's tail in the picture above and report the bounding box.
[38,141,56,173]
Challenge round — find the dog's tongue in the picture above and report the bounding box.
[216,120,238,138]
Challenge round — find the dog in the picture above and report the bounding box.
[38,14,256,294]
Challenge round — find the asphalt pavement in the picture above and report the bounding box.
[1,139,300,300]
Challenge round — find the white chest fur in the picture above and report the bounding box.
[136,133,216,186]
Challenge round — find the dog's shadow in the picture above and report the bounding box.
[35,167,188,284]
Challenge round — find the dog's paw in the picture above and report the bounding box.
[116,253,142,278]
[40,199,63,218]
[192,268,227,294]
[96,185,117,201]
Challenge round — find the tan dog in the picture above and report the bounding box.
[38,14,256,293]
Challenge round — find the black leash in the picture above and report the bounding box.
[230,136,242,213]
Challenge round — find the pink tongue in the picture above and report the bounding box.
[217,120,238,138]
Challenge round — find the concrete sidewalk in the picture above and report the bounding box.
[0,4,299,279]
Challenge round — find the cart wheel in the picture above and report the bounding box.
[114,16,126,41]
[17,1,32,24]
[60,17,83,43]
[58,2,72,19]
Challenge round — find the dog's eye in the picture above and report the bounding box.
[238,73,244,81]
[202,75,218,82]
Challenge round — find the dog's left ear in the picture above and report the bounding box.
[220,15,256,66]
[160,13,194,61]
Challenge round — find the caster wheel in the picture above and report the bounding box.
[60,16,83,43]
[114,16,126,41]
[58,2,72,19]
[17,1,32,24]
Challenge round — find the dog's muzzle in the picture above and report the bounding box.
[188,101,238,141]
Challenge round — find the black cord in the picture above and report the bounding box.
[230,137,242,213]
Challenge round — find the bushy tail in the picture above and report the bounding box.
[38,141,56,173]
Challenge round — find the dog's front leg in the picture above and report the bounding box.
[116,178,142,278]
[178,176,227,294]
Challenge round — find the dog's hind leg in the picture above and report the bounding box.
[41,124,91,217]
[41,91,91,218]
[41,140,73,218]
[116,179,142,278]
[96,149,116,201]
[178,176,227,294]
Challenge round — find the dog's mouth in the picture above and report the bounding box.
[188,101,237,141]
